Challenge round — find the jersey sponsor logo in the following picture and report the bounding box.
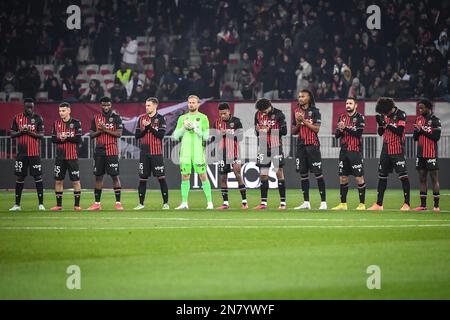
[154,166,165,171]
[32,164,42,170]
[352,164,363,169]
[71,171,80,176]
[427,158,437,165]
[312,161,322,168]
[109,163,119,168]
[395,160,405,167]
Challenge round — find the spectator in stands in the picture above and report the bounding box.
[77,39,90,65]
[21,66,41,100]
[331,74,345,99]
[129,83,147,102]
[142,77,158,99]
[53,40,65,71]
[186,69,207,98]
[116,63,132,87]
[368,77,387,99]
[110,80,128,103]
[342,66,353,96]
[80,79,104,103]
[347,77,366,99]
[296,56,312,93]
[121,34,138,71]
[46,77,63,102]
[2,71,16,96]
[435,31,449,61]
[277,53,295,99]
[237,68,254,100]
[239,52,252,74]
[61,77,80,102]
[261,57,277,99]
[125,71,142,98]
[316,81,333,100]
[36,30,52,64]
[60,58,78,80]
[333,56,348,77]
[111,27,124,71]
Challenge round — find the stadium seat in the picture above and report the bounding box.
[0,92,6,102]
[106,83,114,92]
[76,74,88,85]
[138,46,150,57]
[78,65,87,75]
[136,36,147,46]
[86,64,99,76]
[43,65,54,77]
[9,92,23,102]
[84,16,95,27]
[79,83,89,95]
[99,64,114,76]
[103,74,116,85]
[36,91,48,102]
[90,74,104,83]
[228,53,240,65]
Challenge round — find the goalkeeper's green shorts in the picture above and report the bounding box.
[180,161,207,175]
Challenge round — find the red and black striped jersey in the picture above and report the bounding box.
[51,118,82,160]
[90,111,123,156]
[213,116,243,159]
[11,112,44,157]
[335,112,365,152]
[292,106,321,146]
[135,113,167,155]
[414,113,441,158]
[254,107,287,150]
[380,108,407,155]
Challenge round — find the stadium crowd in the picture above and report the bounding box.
[0,0,449,102]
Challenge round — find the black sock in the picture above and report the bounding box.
[138,180,147,205]
[340,183,349,203]
[278,180,286,204]
[74,191,81,207]
[56,191,63,207]
[114,187,121,202]
[158,178,169,204]
[400,175,410,205]
[221,187,229,203]
[358,183,366,204]
[35,180,44,205]
[15,181,24,205]
[301,175,310,201]
[261,179,269,204]
[94,188,102,203]
[420,192,427,207]
[376,176,388,206]
[238,184,247,203]
[433,192,440,208]
[316,175,326,202]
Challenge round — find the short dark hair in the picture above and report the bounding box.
[24,98,35,104]
[255,98,272,111]
[218,102,230,110]
[375,97,395,114]
[418,98,433,111]
[346,96,357,103]
[59,102,71,108]
[146,97,159,105]
[100,96,112,104]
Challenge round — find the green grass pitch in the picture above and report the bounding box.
[0,188,449,299]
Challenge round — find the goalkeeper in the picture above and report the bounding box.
[173,95,213,210]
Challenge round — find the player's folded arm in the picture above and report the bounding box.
[344,126,364,137]
[421,127,441,141]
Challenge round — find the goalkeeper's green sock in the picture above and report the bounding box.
[181,180,190,203]
[202,179,212,203]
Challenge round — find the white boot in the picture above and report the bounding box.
[294,201,311,210]
[319,202,328,210]
[9,204,21,212]
[175,203,189,210]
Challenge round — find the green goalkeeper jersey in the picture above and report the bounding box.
[173,111,210,164]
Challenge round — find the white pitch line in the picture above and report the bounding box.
[2,224,450,230]
[1,216,450,223]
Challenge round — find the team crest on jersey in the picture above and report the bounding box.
[308,111,312,116]
[154,119,159,124]
[230,123,234,128]
[31,119,35,124]
[271,114,275,119]
[353,118,357,123]
[109,117,113,122]
[428,120,432,125]
[69,123,74,128]
[196,118,200,121]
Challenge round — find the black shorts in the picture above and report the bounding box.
[14,156,42,178]
[54,159,80,181]
[256,149,285,169]
[378,152,407,175]
[94,154,120,176]
[339,151,364,177]
[416,157,439,171]
[139,153,165,178]
[296,145,323,175]
[218,158,242,175]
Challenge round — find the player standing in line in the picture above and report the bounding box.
[133,97,169,210]
[173,95,213,210]
[9,98,46,211]
[50,103,83,211]
[368,97,411,211]
[332,97,366,210]
[292,90,327,210]
[213,102,248,209]
[87,96,124,211]
[253,98,287,210]
[412,98,441,212]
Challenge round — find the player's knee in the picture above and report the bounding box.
[300,174,309,181]
[340,176,349,184]
[157,176,166,181]
[260,175,269,181]
[34,176,42,182]
[378,174,388,180]
[355,176,364,184]
[398,173,408,180]
[16,177,25,183]
[315,173,324,180]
